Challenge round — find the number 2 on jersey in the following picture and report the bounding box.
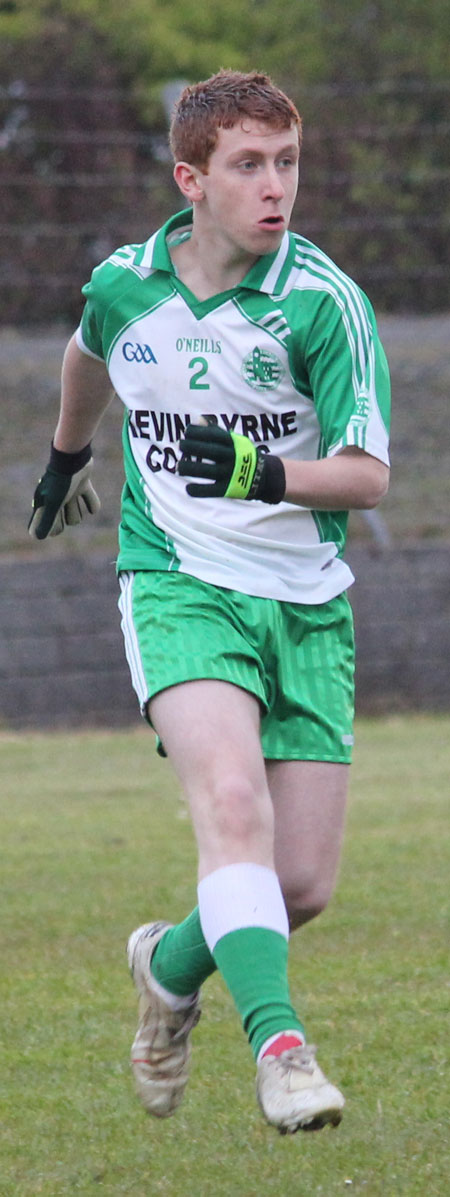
[188,356,210,390]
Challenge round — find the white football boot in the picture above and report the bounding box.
[257,1043,345,1134]
[127,922,201,1117]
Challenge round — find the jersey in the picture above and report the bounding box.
[75,208,391,604]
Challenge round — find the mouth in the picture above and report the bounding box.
[258,215,285,230]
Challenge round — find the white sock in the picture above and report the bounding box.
[197,862,289,952]
[148,971,196,1011]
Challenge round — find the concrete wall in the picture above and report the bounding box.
[0,556,136,729]
[347,544,450,713]
[1,546,449,729]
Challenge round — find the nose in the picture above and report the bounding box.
[262,165,285,201]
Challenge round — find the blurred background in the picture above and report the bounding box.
[1,0,449,725]
[1,0,449,321]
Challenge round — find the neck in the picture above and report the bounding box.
[170,222,259,301]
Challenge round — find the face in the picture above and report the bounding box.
[187,120,300,260]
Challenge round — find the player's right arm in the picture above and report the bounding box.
[54,334,113,453]
[29,335,114,540]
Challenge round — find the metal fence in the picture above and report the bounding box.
[1,77,449,321]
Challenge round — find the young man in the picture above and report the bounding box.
[29,70,390,1134]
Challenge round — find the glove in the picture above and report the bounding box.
[28,442,101,539]
[178,423,286,503]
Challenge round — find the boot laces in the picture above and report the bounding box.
[279,1044,318,1075]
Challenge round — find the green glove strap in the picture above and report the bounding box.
[225,433,258,499]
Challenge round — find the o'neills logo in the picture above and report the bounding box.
[241,346,285,391]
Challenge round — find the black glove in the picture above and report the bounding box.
[28,442,101,539]
[178,424,286,503]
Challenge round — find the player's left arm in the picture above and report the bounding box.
[281,445,389,509]
[178,425,389,509]
[179,286,390,508]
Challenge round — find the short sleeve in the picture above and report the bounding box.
[304,288,391,466]
[75,274,105,361]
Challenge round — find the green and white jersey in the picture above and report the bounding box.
[76,208,390,603]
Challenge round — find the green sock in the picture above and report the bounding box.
[213,926,305,1061]
[151,907,217,996]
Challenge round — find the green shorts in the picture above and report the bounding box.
[118,570,355,763]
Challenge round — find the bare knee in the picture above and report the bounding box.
[212,775,268,839]
[282,878,336,930]
[194,773,274,867]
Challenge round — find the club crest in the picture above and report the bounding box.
[241,346,285,391]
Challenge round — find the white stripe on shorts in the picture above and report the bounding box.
[118,571,149,709]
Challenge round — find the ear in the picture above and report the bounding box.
[173,161,205,202]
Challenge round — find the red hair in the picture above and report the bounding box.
[169,69,302,170]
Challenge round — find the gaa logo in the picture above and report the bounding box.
[241,346,284,391]
[123,342,158,364]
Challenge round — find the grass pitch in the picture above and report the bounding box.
[0,716,448,1196]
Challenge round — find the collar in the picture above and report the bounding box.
[138,208,297,297]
